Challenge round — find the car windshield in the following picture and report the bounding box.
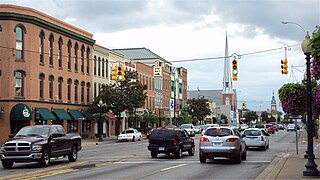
[244,130,261,136]
[204,128,232,137]
[180,124,191,129]
[15,126,50,138]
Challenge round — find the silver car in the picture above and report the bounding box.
[199,127,247,164]
[242,128,270,150]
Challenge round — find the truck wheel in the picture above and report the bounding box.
[68,145,78,162]
[151,151,158,158]
[2,161,13,169]
[39,150,50,167]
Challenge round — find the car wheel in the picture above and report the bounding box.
[261,145,266,151]
[175,146,182,159]
[68,145,78,162]
[188,145,195,156]
[2,161,13,169]
[199,154,206,163]
[241,148,247,160]
[132,136,135,142]
[233,150,241,164]
[138,136,141,141]
[266,143,270,149]
[151,151,158,158]
[39,150,50,167]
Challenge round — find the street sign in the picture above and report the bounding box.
[170,99,174,111]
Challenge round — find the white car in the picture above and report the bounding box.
[242,128,270,150]
[180,124,195,136]
[117,128,142,142]
[287,124,296,131]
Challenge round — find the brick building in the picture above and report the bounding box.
[0,5,95,143]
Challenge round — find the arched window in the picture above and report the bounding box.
[39,30,45,64]
[58,37,63,68]
[15,26,24,60]
[94,56,97,76]
[49,34,54,66]
[74,43,78,72]
[49,75,54,99]
[58,77,63,101]
[81,45,85,73]
[67,41,72,70]
[67,79,72,101]
[86,82,91,103]
[39,73,45,99]
[86,47,90,74]
[102,58,105,77]
[81,81,85,103]
[15,70,25,97]
[94,82,97,99]
[74,80,79,102]
[98,57,101,76]
[226,97,230,105]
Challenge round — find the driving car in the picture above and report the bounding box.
[287,124,296,131]
[117,128,142,142]
[242,128,270,151]
[199,127,247,164]
[147,127,195,158]
[240,124,249,131]
[265,124,275,134]
[194,126,202,134]
[180,124,195,137]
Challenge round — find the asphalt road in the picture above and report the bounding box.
[0,130,301,179]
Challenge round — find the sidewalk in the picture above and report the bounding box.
[81,136,119,146]
[256,130,320,179]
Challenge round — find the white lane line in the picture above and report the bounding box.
[160,164,187,171]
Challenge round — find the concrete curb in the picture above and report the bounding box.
[255,153,289,180]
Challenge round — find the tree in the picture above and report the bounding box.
[187,97,211,124]
[178,107,192,125]
[221,114,228,124]
[243,111,258,124]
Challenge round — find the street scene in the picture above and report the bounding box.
[0,0,320,179]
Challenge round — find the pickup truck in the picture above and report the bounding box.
[0,125,81,168]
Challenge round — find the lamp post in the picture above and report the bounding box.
[301,33,320,176]
[97,99,106,142]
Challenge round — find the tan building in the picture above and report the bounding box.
[0,5,95,143]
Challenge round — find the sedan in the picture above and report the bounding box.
[199,127,247,164]
[117,128,142,142]
[242,128,270,151]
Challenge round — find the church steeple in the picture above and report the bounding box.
[271,91,277,112]
[222,32,233,94]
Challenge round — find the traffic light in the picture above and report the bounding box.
[232,56,238,81]
[242,102,246,109]
[117,66,125,81]
[111,66,118,81]
[281,59,288,74]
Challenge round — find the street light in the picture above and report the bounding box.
[301,33,320,176]
[97,99,106,142]
[282,21,307,35]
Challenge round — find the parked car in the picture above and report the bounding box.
[242,128,270,150]
[287,124,296,131]
[278,124,285,130]
[179,124,195,137]
[240,124,249,131]
[229,123,241,131]
[147,127,195,158]
[199,127,247,164]
[117,128,142,142]
[265,124,275,134]
[0,125,81,169]
[194,126,202,134]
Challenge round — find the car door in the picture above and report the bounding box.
[181,130,192,150]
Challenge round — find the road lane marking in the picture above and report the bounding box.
[160,164,187,171]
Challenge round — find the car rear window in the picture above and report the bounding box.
[150,129,175,139]
[244,130,261,136]
[204,128,232,137]
[255,124,265,128]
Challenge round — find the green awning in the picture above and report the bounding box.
[120,111,127,117]
[37,108,56,120]
[81,110,92,120]
[68,110,85,120]
[52,109,71,120]
[10,103,32,121]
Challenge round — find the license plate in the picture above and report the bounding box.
[213,142,222,145]
[159,147,165,151]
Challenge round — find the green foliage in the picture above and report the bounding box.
[221,114,228,124]
[243,111,258,123]
[178,107,193,124]
[187,97,211,123]
[278,83,306,115]
[310,28,320,58]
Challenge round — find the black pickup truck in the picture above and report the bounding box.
[0,125,81,168]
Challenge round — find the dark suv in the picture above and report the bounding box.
[147,127,195,158]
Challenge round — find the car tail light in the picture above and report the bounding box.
[226,137,237,142]
[200,137,209,142]
[173,139,177,145]
[261,136,264,141]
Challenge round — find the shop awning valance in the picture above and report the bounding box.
[68,110,85,120]
[52,108,71,120]
[10,103,32,121]
[36,108,56,120]
[81,110,93,120]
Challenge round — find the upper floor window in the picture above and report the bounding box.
[15,71,25,97]
[67,79,72,101]
[15,26,24,60]
[106,60,109,78]
[86,48,90,74]
[67,41,72,70]
[98,57,101,76]
[81,46,85,73]
[86,82,91,103]
[74,43,78,72]
[102,58,105,77]
[74,80,79,102]
[81,81,85,103]
[49,34,54,66]
[94,83,97,99]
[49,75,54,99]
[39,31,45,64]
[39,73,45,99]
[58,77,63,101]
[58,37,63,68]
[94,56,97,76]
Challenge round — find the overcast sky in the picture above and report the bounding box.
[2,0,320,111]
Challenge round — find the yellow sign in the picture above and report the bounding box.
[153,66,162,76]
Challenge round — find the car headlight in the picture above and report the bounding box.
[32,144,42,151]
